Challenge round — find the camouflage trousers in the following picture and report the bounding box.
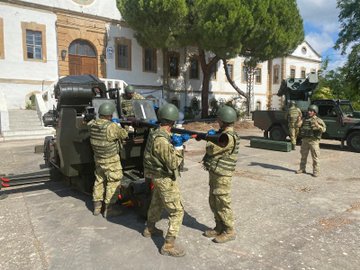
[147,177,184,238]
[209,171,234,229]
[93,161,123,204]
[288,126,299,146]
[299,137,321,174]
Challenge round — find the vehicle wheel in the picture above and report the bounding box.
[269,126,286,141]
[43,136,53,167]
[347,131,360,153]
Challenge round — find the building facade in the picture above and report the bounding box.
[0,0,321,114]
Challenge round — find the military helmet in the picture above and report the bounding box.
[125,85,135,94]
[308,104,319,114]
[158,103,179,122]
[98,102,115,116]
[217,105,237,123]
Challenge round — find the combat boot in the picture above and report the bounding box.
[203,222,223,238]
[213,228,236,243]
[103,203,123,218]
[93,201,102,216]
[160,236,186,257]
[142,222,163,238]
[296,169,305,174]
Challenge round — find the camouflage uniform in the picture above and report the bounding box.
[202,127,240,232]
[298,115,326,175]
[88,118,128,204]
[121,93,145,117]
[286,104,302,147]
[143,127,184,238]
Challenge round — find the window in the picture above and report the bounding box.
[143,48,157,72]
[168,52,179,77]
[190,57,199,79]
[0,18,4,59]
[69,40,96,56]
[211,61,218,80]
[171,98,179,108]
[301,69,306,78]
[255,68,262,84]
[21,22,46,62]
[242,65,248,82]
[226,63,234,80]
[273,65,280,84]
[290,67,296,78]
[115,37,131,70]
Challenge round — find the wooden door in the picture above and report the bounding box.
[69,55,98,76]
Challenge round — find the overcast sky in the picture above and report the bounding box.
[297,0,345,70]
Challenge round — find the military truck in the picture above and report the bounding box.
[252,73,360,152]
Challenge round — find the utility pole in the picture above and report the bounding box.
[246,66,255,116]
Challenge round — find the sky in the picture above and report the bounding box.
[297,0,346,71]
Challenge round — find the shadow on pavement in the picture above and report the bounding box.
[249,161,296,173]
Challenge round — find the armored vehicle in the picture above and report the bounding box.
[252,73,360,152]
[42,75,158,215]
[39,75,228,215]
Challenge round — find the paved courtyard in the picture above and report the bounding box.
[0,128,359,270]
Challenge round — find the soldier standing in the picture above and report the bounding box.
[296,104,326,177]
[121,85,145,117]
[88,102,128,217]
[286,101,302,150]
[202,105,240,243]
[142,103,186,257]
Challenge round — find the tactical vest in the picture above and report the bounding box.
[90,120,119,159]
[299,117,322,139]
[203,130,240,176]
[143,129,178,179]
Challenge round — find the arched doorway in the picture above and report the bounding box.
[68,39,98,76]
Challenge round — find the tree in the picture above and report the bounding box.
[117,0,188,88]
[224,0,304,115]
[335,0,360,54]
[117,0,304,117]
[334,0,360,107]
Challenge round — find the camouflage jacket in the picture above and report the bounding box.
[143,127,183,180]
[121,93,145,117]
[286,106,302,128]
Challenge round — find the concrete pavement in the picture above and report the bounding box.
[0,130,359,270]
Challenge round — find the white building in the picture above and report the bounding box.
[0,0,321,115]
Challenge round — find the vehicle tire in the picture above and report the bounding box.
[269,126,286,141]
[347,131,360,153]
[43,136,53,167]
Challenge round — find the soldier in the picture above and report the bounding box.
[296,104,326,177]
[121,85,145,117]
[142,103,186,257]
[286,101,302,150]
[88,102,128,217]
[202,105,240,243]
